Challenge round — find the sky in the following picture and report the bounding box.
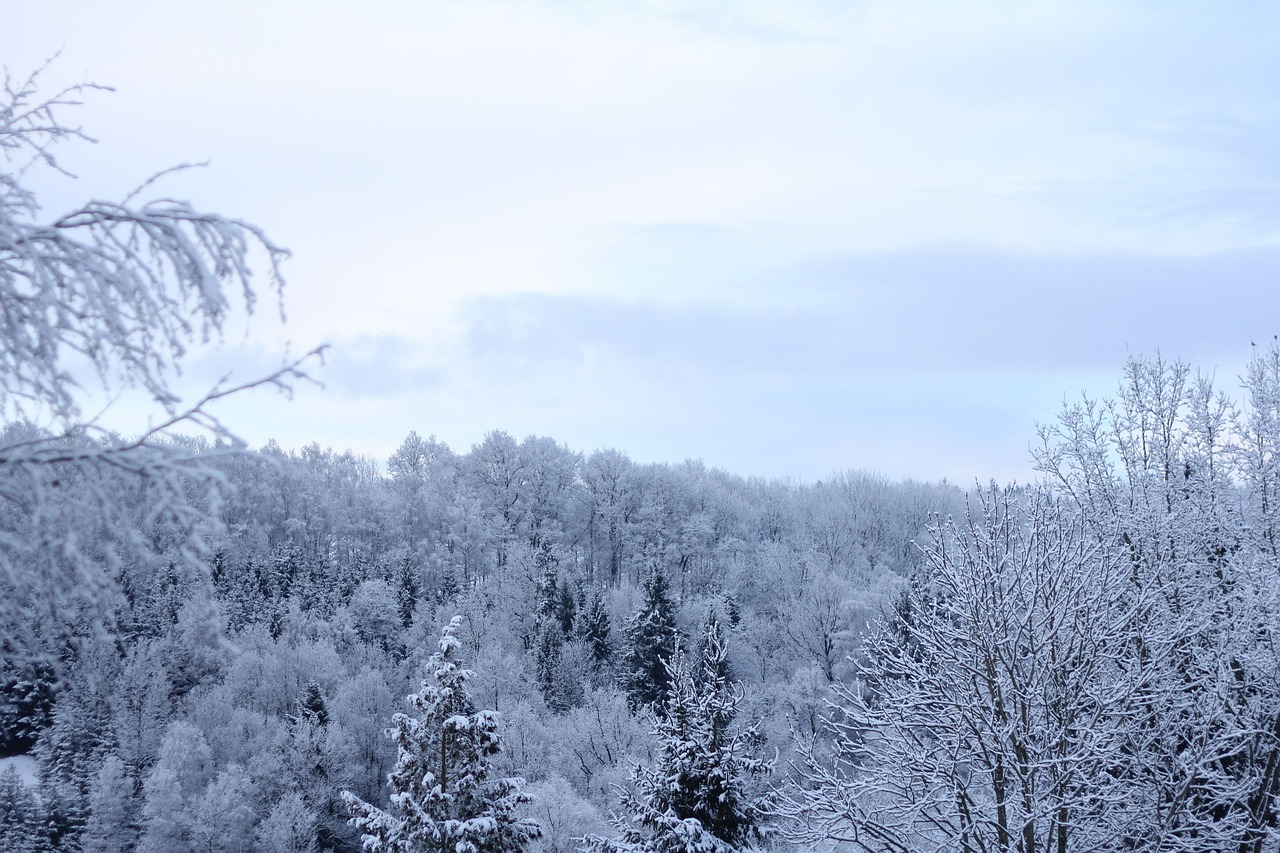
[5,1,1279,484]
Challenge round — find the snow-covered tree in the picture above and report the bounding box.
[522,774,609,853]
[694,609,734,686]
[0,60,320,665]
[256,792,319,853]
[1030,350,1280,850]
[0,764,44,853]
[189,764,258,853]
[621,567,679,712]
[585,621,771,853]
[778,486,1150,852]
[577,588,614,675]
[137,766,190,853]
[342,615,541,852]
[81,753,138,853]
[534,619,584,714]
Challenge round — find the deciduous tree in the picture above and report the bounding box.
[0,60,320,666]
[779,486,1139,852]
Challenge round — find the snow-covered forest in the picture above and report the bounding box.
[2,414,963,851]
[7,43,1280,853]
[10,339,1280,853]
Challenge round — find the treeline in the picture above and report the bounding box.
[0,426,957,851]
[10,345,1280,852]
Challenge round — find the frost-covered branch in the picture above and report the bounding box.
[0,60,322,668]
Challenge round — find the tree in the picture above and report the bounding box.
[0,60,320,666]
[342,615,541,852]
[534,619,585,714]
[1030,350,1280,851]
[584,622,771,853]
[81,753,138,853]
[780,571,858,683]
[779,486,1140,852]
[136,766,190,853]
[694,608,735,686]
[577,588,614,672]
[256,792,319,853]
[0,764,44,853]
[622,566,679,712]
[189,764,258,853]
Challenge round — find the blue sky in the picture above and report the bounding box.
[5,1,1279,482]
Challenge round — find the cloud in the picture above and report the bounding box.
[317,337,447,400]
[301,245,1259,481]
[451,246,1274,383]
[8,3,1279,482]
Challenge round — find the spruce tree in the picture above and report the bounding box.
[622,567,679,712]
[584,622,771,852]
[0,658,56,756]
[578,589,614,669]
[536,563,560,626]
[534,620,574,713]
[342,616,541,852]
[81,754,137,853]
[695,609,734,686]
[556,582,577,636]
[293,681,328,727]
[0,765,44,853]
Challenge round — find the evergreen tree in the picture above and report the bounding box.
[584,625,771,852]
[556,582,577,636]
[0,765,44,853]
[437,568,461,605]
[534,619,567,712]
[721,592,741,628]
[622,568,679,712]
[695,609,734,686]
[395,559,420,629]
[578,589,614,670]
[342,615,541,852]
[533,620,584,714]
[0,658,57,756]
[293,681,328,727]
[82,753,138,853]
[536,563,560,626]
[35,660,115,848]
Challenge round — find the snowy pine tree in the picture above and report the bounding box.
[342,615,541,852]
[622,568,679,712]
[81,754,137,853]
[585,622,771,852]
[534,619,583,714]
[578,588,613,671]
[694,609,735,686]
[0,765,44,853]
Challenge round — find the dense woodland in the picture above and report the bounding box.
[6,345,1280,851]
[8,61,1280,853]
[1,417,959,851]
